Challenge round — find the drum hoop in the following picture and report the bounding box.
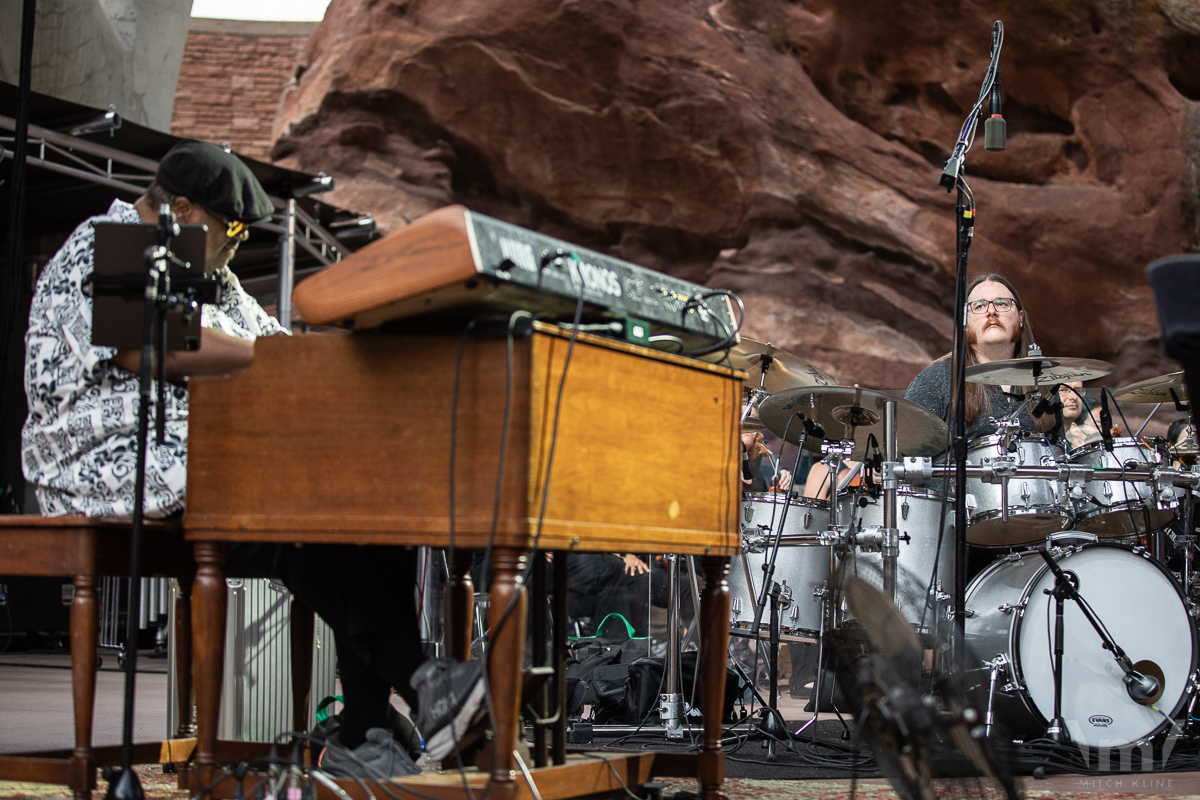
[968,432,1061,451]
[743,492,830,510]
[999,542,1199,740]
[1067,437,1158,461]
[838,487,952,503]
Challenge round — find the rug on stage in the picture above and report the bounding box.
[3,769,1199,799]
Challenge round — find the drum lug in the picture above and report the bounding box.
[998,601,1027,614]
[947,606,976,620]
[730,598,741,614]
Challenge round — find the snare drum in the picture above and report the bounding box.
[836,487,954,629]
[966,433,1072,547]
[729,495,831,641]
[1068,438,1175,537]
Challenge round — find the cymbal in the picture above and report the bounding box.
[758,385,949,460]
[709,339,835,394]
[964,356,1114,386]
[740,417,769,433]
[1114,371,1188,403]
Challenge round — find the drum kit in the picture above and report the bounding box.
[723,338,1200,752]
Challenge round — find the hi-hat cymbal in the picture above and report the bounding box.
[964,356,1114,386]
[709,339,835,394]
[758,386,949,460]
[1114,371,1188,404]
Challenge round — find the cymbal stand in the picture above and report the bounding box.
[661,553,684,740]
[741,354,773,421]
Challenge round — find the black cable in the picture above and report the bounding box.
[680,288,745,358]
[486,293,585,644]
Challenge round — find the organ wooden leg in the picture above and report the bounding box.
[699,556,731,800]
[448,550,475,663]
[486,548,526,793]
[174,576,194,739]
[69,574,98,800]
[192,541,228,789]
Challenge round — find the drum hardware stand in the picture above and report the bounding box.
[758,580,791,761]
[982,654,1010,737]
[660,553,684,740]
[792,583,851,742]
[1037,547,1163,744]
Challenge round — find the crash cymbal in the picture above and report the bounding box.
[710,339,836,394]
[964,356,1114,386]
[1114,371,1188,404]
[740,417,769,433]
[758,385,948,460]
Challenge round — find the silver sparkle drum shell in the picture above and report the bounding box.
[1068,438,1175,538]
[964,543,1196,749]
[836,487,954,630]
[729,494,831,642]
[965,433,1072,547]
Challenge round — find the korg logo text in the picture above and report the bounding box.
[498,237,537,272]
[566,259,623,298]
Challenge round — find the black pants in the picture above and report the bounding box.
[565,553,669,638]
[228,543,423,747]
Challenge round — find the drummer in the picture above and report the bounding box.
[905,273,1050,440]
[1059,381,1105,449]
[741,429,794,493]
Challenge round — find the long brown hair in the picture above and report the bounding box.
[940,273,1051,429]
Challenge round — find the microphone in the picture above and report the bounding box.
[1124,670,1160,703]
[984,48,1006,151]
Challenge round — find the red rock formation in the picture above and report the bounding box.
[269,0,1200,403]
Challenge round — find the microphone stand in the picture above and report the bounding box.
[1037,547,1160,743]
[88,207,217,800]
[938,20,1002,665]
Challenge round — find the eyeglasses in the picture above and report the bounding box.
[966,297,1018,315]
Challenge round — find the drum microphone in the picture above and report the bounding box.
[1124,668,1160,703]
[984,32,1006,151]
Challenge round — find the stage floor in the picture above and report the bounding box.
[3,656,1200,799]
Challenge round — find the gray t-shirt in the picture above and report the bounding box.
[904,358,1038,444]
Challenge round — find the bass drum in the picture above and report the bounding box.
[965,543,1196,748]
[729,495,830,642]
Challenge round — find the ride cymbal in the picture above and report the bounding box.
[757,385,948,460]
[964,356,1114,386]
[1114,371,1188,403]
[709,339,835,394]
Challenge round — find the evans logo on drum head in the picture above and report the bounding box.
[1089,715,1114,727]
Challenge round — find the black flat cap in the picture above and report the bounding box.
[156,140,275,224]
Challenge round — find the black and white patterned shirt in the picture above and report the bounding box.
[22,199,287,519]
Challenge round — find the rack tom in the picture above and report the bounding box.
[1067,437,1174,537]
[965,433,1072,547]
